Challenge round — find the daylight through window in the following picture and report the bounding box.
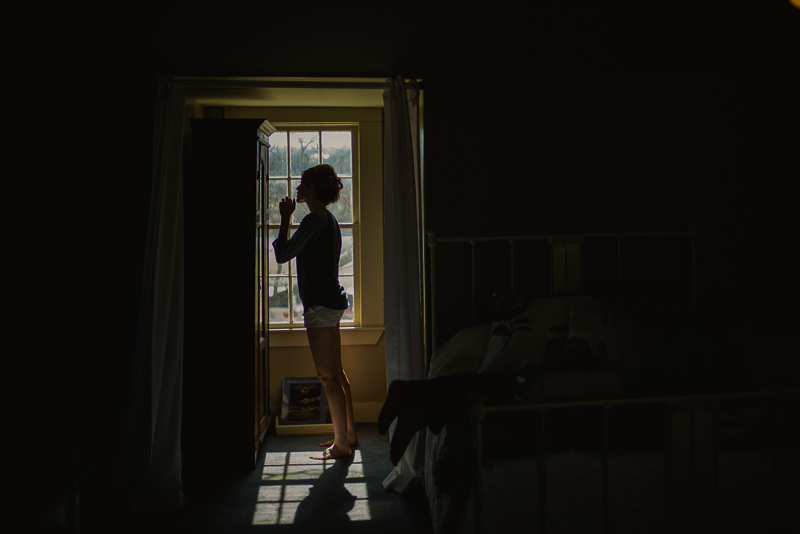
[253,450,370,524]
[267,130,356,326]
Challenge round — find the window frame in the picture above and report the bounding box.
[267,123,361,329]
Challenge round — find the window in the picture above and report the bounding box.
[267,127,358,327]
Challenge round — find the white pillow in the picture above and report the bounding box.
[479,297,572,372]
[568,297,659,369]
[428,323,492,379]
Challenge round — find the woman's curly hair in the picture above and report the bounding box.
[301,164,343,205]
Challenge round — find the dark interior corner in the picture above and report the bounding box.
[32,2,799,532]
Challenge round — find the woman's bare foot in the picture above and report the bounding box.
[319,434,358,448]
[310,444,353,460]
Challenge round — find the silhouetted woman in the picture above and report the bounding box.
[272,164,357,460]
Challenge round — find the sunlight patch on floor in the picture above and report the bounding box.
[262,451,364,481]
[253,451,371,525]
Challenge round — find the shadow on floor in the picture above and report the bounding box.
[107,423,434,534]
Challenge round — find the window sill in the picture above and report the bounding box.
[268,327,384,347]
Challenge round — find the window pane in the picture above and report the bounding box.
[268,230,281,275]
[291,280,304,325]
[268,276,291,324]
[322,131,352,176]
[268,132,288,177]
[340,276,354,322]
[290,132,320,177]
[340,229,353,275]
[268,180,288,224]
[268,229,278,274]
[328,178,353,223]
[267,129,357,327]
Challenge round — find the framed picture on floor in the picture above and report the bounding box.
[280,377,329,426]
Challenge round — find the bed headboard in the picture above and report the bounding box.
[426,229,697,351]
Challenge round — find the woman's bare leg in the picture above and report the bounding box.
[319,367,358,448]
[306,326,353,459]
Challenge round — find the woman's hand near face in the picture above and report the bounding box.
[279,196,296,220]
[278,197,296,239]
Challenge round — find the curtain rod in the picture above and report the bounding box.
[174,79,423,90]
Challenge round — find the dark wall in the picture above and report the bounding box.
[424,69,798,323]
[62,0,797,524]
[100,0,798,435]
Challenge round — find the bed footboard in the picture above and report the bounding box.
[470,389,799,534]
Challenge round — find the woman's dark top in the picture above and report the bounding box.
[272,208,348,310]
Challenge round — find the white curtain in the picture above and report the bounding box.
[383,76,425,384]
[119,75,187,511]
[382,76,426,493]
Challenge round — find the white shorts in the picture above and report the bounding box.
[303,305,345,327]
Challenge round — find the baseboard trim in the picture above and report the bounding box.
[270,401,383,425]
[274,417,333,436]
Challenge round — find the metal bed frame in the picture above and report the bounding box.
[471,388,799,534]
[425,228,796,533]
[426,229,697,351]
